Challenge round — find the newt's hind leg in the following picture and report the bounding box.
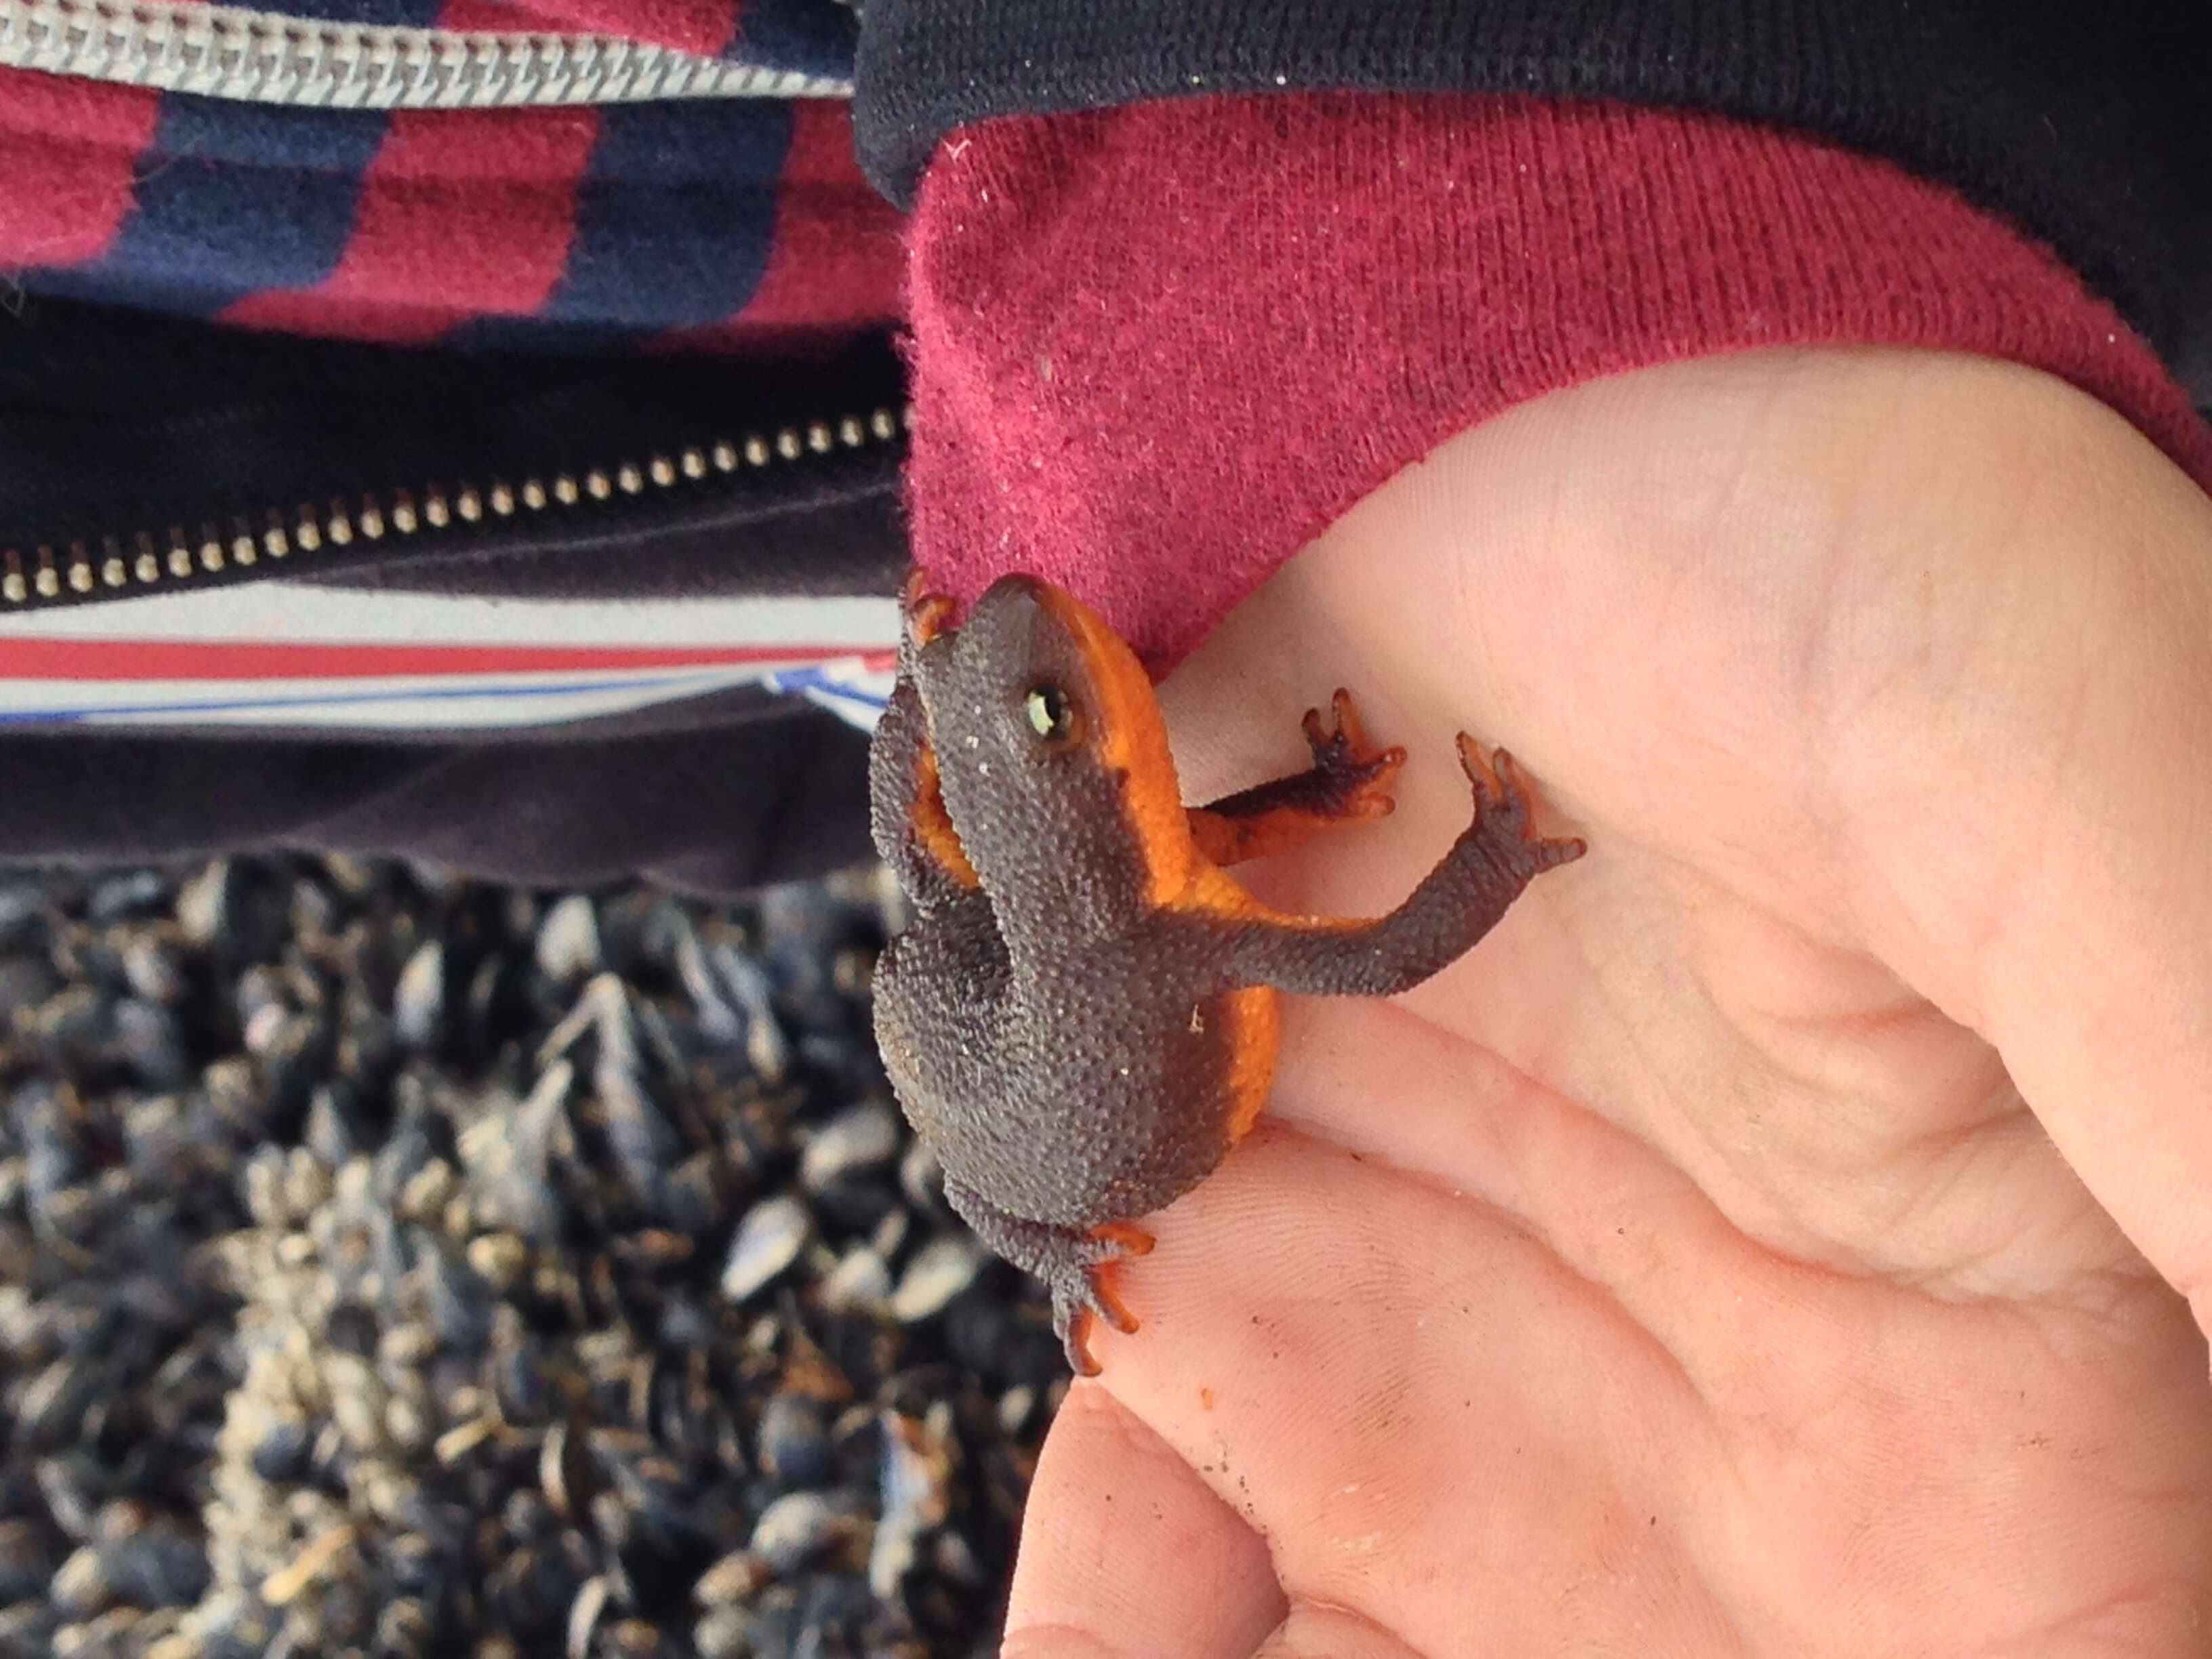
[943,1183,1153,1376]
[871,570,979,905]
[899,565,958,652]
[869,677,981,905]
[1188,689,1406,866]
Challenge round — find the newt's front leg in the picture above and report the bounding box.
[942,1181,1153,1375]
[1188,689,1406,865]
[1208,737,1584,998]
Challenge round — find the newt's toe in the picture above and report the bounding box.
[1455,731,1502,797]
[1090,1221,1155,1258]
[1303,687,1375,758]
[1056,1278,1136,1375]
[1302,690,1406,818]
[1345,754,1405,819]
[1086,1224,1151,1332]
[1089,1262,1143,1336]
[1456,737,1587,874]
[901,567,958,645]
[1062,1307,1103,1378]
[1049,1231,1153,1373]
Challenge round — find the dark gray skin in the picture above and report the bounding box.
[869,574,1584,1372]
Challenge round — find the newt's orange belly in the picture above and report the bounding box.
[1217,983,1280,1146]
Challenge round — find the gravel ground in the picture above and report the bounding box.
[0,858,1065,1658]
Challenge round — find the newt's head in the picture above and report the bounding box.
[912,575,1197,928]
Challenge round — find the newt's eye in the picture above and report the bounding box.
[1023,682,1082,749]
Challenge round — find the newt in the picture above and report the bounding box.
[869,572,1584,1374]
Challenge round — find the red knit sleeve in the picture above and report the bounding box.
[901,93,2212,672]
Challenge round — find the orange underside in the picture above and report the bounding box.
[1216,985,1280,1145]
[909,744,981,888]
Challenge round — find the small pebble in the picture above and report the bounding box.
[51,1546,111,1620]
[87,871,167,922]
[800,1102,901,1190]
[693,1605,752,1659]
[172,863,232,947]
[748,1492,859,1576]
[694,1552,772,1605]
[898,1139,944,1213]
[718,1196,813,1303]
[888,1237,985,1322]
[565,1575,610,1659]
[755,1394,832,1487]
[819,1246,893,1315]
[467,1232,529,1291]
[535,896,602,983]
[121,937,186,1006]
[393,940,445,1049]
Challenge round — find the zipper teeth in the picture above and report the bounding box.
[0,0,853,110]
[1,405,910,610]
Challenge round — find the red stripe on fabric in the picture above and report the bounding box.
[222,106,598,342]
[213,293,470,344]
[438,0,737,55]
[0,70,163,268]
[431,0,586,33]
[0,640,869,680]
[656,100,901,353]
[905,94,2212,674]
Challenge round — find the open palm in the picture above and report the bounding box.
[1000,352,2212,1657]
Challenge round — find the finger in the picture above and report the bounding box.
[1249,1604,1426,1659]
[1257,993,1760,1371]
[1003,1385,1285,1659]
[1814,403,2212,1335]
[1094,1113,2209,1654]
[1085,1130,1741,1655]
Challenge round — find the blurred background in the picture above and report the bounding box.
[0,856,1061,1659]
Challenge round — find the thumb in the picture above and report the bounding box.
[1828,392,2212,1347]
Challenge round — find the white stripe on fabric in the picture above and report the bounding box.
[0,586,899,647]
[0,586,897,733]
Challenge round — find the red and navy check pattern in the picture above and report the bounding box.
[0,0,899,346]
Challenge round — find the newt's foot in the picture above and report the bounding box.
[1456,737,1586,878]
[1190,688,1412,867]
[942,1184,1158,1378]
[1300,689,1406,821]
[901,566,957,647]
[1048,1225,1155,1378]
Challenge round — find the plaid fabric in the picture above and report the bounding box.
[0,0,899,346]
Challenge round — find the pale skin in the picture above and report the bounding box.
[998,349,2212,1656]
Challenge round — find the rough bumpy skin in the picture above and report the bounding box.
[869,573,1585,1372]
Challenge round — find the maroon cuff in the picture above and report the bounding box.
[902,92,2212,672]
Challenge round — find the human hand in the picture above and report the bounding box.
[1001,350,2212,1656]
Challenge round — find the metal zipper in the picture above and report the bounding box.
[0,0,853,109]
[0,404,911,609]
